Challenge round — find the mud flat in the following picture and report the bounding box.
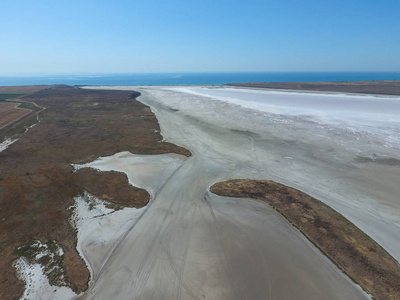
[78,150,369,300]
[79,85,400,299]
[71,151,187,284]
[211,179,400,300]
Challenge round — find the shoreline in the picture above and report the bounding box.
[210,179,400,300]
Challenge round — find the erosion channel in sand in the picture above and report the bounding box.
[75,85,400,299]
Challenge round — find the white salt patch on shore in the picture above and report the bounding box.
[12,150,185,299]
[174,86,400,119]
[70,152,185,282]
[0,113,40,153]
[14,259,76,300]
[0,138,17,152]
[72,151,186,198]
[166,86,400,148]
[13,242,77,300]
[69,192,146,280]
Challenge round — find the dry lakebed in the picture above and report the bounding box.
[0,82,400,299]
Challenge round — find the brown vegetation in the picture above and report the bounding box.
[228,80,400,95]
[74,168,150,208]
[0,85,50,94]
[211,179,400,300]
[0,102,32,130]
[0,85,190,299]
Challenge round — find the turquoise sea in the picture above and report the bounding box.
[1,72,400,86]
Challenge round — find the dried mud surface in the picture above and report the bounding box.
[228,80,400,95]
[211,179,400,300]
[0,85,189,300]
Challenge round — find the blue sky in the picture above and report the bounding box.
[1,0,399,74]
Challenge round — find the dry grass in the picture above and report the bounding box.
[74,168,150,208]
[211,179,400,300]
[0,103,32,130]
[0,85,50,94]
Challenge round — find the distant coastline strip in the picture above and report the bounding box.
[227,80,400,96]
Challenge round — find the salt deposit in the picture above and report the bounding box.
[0,138,17,152]
[76,86,389,299]
[13,240,77,300]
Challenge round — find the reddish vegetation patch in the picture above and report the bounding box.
[0,85,190,299]
[211,179,400,300]
[0,102,32,130]
[74,168,150,208]
[228,80,400,95]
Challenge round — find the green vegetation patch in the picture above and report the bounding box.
[0,94,26,102]
[17,101,41,112]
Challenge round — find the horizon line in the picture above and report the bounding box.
[1,70,400,77]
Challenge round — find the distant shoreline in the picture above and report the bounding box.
[2,80,400,96]
[227,80,400,96]
[1,72,400,87]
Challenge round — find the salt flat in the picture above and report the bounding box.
[78,85,400,299]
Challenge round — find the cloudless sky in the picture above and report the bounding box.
[1,0,399,74]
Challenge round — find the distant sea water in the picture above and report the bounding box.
[1,72,400,86]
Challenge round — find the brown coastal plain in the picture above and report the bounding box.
[0,85,189,299]
[0,102,32,130]
[211,180,400,300]
[0,87,49,135]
